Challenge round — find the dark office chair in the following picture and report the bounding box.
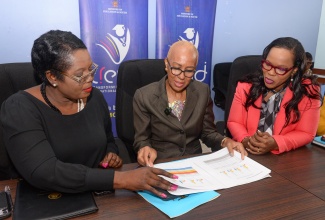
[115,59,166,162]
[212,62,232,110]
[216,55,262,137]
[0,62,40,180]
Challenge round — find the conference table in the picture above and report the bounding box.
[1,144,325,219]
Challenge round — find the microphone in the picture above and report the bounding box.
[164,107,172,116]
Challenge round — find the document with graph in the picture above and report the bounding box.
[154,148,271,195]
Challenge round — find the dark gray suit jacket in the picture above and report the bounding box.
[133,76,223,159]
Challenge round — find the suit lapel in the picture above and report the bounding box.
[247,96,262,133]
[181,81,197,124]
[153,77,183,129]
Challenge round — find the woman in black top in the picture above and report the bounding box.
[1,30,177,198]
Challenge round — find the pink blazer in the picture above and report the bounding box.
[227,82,320,154]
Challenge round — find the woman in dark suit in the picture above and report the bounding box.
[133,41,247,167]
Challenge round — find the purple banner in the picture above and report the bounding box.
[156,0,217,85]
[79,0,148,136]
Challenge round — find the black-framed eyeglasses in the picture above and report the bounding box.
[54,63,98,84]
[261,60,294,75]
[166,59,196,78]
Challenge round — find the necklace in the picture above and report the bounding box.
[78,99,84,112]
[40,83,84,114]
[40,83,62,114]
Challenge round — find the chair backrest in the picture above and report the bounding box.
[115,59,166,161]
[212,62,232,110]
[0,62,42,180]
[224,55,262,136]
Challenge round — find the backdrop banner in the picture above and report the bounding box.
[79,0,148,136]
[156,0,217,86]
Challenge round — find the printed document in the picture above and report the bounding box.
[154,148,271,195]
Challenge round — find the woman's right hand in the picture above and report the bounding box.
[137,146,157,167]
[113,167,178,198]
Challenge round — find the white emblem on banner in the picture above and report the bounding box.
[96,24,130,64]
[179,28,199,49]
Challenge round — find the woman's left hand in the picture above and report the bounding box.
[100,152,123,168]
[223,138,248,159]
[246,130,278,154]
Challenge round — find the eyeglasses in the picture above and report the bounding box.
[166,59,196,78]
[56,63,98,84]
[261,60,294,75]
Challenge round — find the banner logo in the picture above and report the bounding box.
[96,24,130,64]
[179,28,199,49]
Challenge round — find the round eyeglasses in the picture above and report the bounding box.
[166,59,196,78]
[261,60,294,75]
[58,63,98,84]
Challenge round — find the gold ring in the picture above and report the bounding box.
[258,148,260,153]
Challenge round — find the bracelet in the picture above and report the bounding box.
[221,137,228,147]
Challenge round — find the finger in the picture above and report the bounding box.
[152,167,178,180]
[107,154,117,167]
[110,157,120,168]
[100,161,109,168]
[239,146,248,159]
[137,151,147,166]
[146,185,169,199]
[226,144,235,156]
[144,150,152,167]
[247,141,259,153]
[246,148,258,155]
[147,150,157,167]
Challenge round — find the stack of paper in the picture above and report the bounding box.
[138,148,271,217]
[155,148,271,195]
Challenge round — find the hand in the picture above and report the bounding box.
[223,138,248,159]
[246,130,278,154]
[114,167,179,198]
[137,146,157,167]
[100,152,123,168]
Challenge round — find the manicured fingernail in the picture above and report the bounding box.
[172,174,179,179]
[161,193,167,198]
[102,162,108,168]
[170,184,178,191]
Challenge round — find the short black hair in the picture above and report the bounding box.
[31,30,87,84]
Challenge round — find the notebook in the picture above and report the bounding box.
[312,136,325,148]
[13,180,98,220]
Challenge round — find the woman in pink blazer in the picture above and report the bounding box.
[228,37,322,155]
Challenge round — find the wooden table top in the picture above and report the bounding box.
[1,144,325,219]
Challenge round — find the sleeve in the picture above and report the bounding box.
[272,96,321,154]
[316,96,325,136]
[1,94,115,193]
[133,89,153,153]
[200,86,224,148]
[227,83,252,142]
